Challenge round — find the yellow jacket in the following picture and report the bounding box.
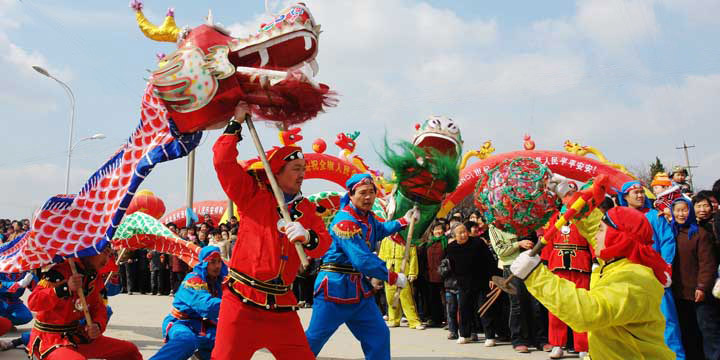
[525,259,674,360]
[378,238,418,277]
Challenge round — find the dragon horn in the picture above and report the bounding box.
[206,9,214,25]
[134,6,180,43]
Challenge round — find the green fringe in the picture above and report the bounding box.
[379,138,459,193]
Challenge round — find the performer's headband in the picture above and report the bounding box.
[624,183,643,193]
[283,150,303,162]
[351,177,375,192]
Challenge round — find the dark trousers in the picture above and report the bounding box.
[477,289,497,339]
[150,270,161,294]
[446,288,477,338]
[159,268,171,294]
[676,296,720,360]
[503,266,548,347]
[696,297,720,360]
[118,264,128,293]
[293,276,315,305]
[124,262,138,292]
[676,298,705,359]
[414,278,428,321]
[426,282,445,326]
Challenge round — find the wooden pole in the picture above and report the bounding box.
[186,149,196,227]
[67,259,93,326]
[392,205,418,307]
[104,248,127,287]
[244,114,309,268]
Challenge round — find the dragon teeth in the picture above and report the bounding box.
[304,35,312,50]
[259,48,269,67]
[309,59,319,76]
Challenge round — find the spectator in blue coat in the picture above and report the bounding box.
[617,180,685,359]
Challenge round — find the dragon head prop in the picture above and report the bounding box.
[134,2,333,133]
[335,131,360,153]
[413,116,463,159]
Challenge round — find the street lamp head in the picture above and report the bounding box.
[90,133,106,140]
[32,65,51,77]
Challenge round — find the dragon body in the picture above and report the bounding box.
[0,2,332,272]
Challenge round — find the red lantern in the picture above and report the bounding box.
[313,138,327,153]
[126,189,166,219]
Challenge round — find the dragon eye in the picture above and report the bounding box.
[447,122,459,134]
[428,118,440,128]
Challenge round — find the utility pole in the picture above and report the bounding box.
[675,141,697,189]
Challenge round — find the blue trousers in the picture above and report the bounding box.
[150,321,214,360]
[661,289,686,360]
[305,296,390,360]
[0,301,32,326]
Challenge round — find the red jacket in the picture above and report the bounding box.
[540,215,594,273]
[27,260,108,358]
[213,134,332,310]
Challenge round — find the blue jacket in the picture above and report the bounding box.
[162,246,225,339]
[314,203,407,303]
[0,272,37,303]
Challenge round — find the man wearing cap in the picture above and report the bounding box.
[210,104,332,360]
[151,246,226,360]
[510,206,674,359]
[304,173,419,360]
[670,166,692,193]
[616,180,685,359]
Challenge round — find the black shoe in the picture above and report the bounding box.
[447,333,458,340]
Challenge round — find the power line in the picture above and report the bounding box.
[675,141,698,189]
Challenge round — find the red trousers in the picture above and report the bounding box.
[0,317,11,336]
[43,335,142,360]
[211,292,314,360]
[548,270,590,352]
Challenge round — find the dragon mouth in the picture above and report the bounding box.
[413,133,460,158]
[229,4,320,75]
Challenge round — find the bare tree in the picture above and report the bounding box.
[627,162,651,186]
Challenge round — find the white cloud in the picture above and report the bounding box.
[575,0,659,50]
[659,0,720,25]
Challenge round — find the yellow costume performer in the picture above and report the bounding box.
[378,238,423,329]
[511,207,674,360]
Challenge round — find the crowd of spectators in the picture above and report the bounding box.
[370,169,720,359]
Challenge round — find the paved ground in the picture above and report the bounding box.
[1,293,574,359]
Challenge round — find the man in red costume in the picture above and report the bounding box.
[539,211,594,359]
[27,246,142,359]
[211,104,332,360]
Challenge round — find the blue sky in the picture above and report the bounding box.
[1,0,718,218]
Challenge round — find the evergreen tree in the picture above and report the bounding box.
[649,157,665,179]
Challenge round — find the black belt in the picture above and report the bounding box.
[553,244,590,251]
[228,268,290,296]
[33,321,79,334]
[320,263,360,275]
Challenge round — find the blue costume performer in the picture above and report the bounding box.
[305,174,418,360]
[617,180,685,359]
[0,271,36,328]
[150,246,226,360]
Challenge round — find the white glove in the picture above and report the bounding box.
[510,250,542,280]
[285,221,309,244]
[18,273,33,288]
[548,173,572,198]
[662,271,672,288]
[394,273,408,288]
[403,208,420,224]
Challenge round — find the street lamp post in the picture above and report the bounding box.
[32,65,105,193]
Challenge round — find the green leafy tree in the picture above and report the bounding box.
[649,157,666,179]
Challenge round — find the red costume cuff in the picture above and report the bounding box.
[388,271,398,285]
[397,218,409,227]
